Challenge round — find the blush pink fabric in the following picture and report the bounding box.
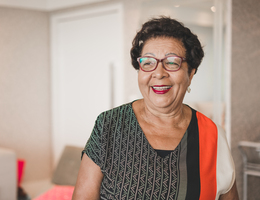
[33,185,74,200]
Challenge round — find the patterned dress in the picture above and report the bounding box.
[83,102,235,200]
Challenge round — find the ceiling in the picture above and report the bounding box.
[0,0,110,11]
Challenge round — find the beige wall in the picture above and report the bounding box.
[231,0,260,199]
[0,7,51,182]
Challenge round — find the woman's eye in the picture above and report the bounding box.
[143,62,152,65]
[166,61,178,65]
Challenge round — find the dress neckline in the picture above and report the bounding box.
[129,100,194,159]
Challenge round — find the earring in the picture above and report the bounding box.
[187,86,191,93]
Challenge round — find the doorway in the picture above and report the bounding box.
[51,3,124,166]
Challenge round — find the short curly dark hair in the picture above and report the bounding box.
[130,16,204,74]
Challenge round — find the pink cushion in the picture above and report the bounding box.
[17,159,25,186]
[33,185,74,200]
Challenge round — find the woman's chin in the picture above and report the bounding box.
[146,97,178,110]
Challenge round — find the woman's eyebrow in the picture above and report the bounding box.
[143,52,178,57]
[165,52,178,56]
[143,52,156,56]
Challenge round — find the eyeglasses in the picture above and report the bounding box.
[137,55,186,72]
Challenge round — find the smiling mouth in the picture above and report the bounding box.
[151,85,172,94]
[152,86,172,91]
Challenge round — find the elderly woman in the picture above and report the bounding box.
[72,17,239,200]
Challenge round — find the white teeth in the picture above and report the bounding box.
[152,86,172,90]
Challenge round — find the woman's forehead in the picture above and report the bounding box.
[141,37,186,57]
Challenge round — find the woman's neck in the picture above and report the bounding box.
[134,99,189,128]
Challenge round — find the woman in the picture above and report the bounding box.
[72,17,239,200]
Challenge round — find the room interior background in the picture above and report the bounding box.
[0,0,259,199]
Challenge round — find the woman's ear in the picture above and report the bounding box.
[188,68,196,86]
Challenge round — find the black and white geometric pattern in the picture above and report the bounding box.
[84,103,181,200]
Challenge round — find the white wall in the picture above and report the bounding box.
[183,25,214,103]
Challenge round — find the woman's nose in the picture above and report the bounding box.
[152,61,169,79]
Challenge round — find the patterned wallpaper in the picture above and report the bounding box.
[231,0,260,199]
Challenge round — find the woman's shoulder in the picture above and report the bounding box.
[187,104,227,139]
[96,101,136,121]
[102,101,133,114]
[187,105,216,127]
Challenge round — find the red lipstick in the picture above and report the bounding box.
[151,85,172,94]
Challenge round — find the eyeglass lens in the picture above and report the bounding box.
[139,56,182,71]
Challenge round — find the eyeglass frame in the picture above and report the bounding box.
[137,55,186,72]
